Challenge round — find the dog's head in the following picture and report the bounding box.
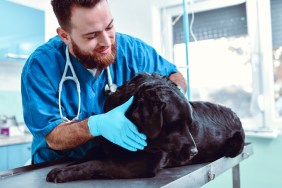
[104,73,198,163]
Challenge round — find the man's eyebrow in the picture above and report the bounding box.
[82,19,114,37]
[107,19,114,27]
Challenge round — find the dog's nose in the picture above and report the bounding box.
[190,146,198,158]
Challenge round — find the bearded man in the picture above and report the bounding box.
[21,0,186,164]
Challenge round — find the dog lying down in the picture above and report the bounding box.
[46,72,245,183]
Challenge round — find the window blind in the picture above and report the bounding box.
[173,3,247,44]
[271,0,282,49]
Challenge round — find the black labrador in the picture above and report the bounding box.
[46,72,245,183]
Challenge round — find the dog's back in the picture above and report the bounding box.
[188,101,245,164]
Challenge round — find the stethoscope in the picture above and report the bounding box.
[58,46,117,122]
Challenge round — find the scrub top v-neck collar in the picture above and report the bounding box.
[68,52,101,88]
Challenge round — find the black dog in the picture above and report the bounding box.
[46,72,245,183]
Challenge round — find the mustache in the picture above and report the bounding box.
[72,41,116,70]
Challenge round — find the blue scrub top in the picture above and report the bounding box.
[21,32,178,164]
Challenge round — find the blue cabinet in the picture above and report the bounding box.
[0,142,31,171]
[7,143,31,169]
[0,1,45,62]
[0,146,8,171]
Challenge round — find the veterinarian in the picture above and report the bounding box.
[21,0,187,164]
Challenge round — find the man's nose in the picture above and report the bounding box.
[98,31,111,46]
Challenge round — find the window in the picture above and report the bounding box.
[160,0,281,135]
[271,0,282,118]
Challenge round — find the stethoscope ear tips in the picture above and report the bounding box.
[105,84,117,95]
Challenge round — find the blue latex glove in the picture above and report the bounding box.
[88,96,147,151]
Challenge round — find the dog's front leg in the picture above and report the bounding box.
[46,160,100,183]
[46,154,162,183]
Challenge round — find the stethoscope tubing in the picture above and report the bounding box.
[58,47,81,122]
[58,46,117,123]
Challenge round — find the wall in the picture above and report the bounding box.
[9,0,159,48]
[0,91,23,122]
[109,0,153,46]
[203,135,282,188]
[8,0,58,41]
[0,1,45,123]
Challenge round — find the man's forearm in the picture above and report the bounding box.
[45,118,93,150]
[169,72,187,92]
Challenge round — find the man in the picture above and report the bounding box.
[21,0,187,164]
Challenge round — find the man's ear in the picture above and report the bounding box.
[128,100,165,139]
[56,27,71,45]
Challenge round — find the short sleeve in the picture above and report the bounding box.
[21,57,63,139]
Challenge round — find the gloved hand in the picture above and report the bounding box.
[88,96,147,151]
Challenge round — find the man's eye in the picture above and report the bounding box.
[86,35,96,40]
[106,25,113,31]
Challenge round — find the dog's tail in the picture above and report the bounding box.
[223,131,245,158]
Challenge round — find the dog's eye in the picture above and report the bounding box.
[165,121,183,134]
[189,121,199,135]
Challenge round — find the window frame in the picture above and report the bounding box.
[157,0,281,137]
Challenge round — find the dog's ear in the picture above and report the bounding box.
[186,101,194,124]
[127,100,165,139]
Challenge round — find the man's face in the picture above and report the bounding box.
[67,0,116,69]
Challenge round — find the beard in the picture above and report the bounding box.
[71,39,116,70]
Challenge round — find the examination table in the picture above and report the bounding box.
[0,143,253,188]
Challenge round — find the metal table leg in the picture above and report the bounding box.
[232,164,240,188]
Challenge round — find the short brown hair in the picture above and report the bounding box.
[51,0,103,32]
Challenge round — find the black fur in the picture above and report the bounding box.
[46,72,245,183]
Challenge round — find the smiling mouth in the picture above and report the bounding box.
[96,47,111,54]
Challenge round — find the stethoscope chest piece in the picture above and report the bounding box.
[105,83,117,95]
[104,66,117,95]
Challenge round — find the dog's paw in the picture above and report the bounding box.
[46,167,77,183]
[46,165,84,183]
[46,167,64,183]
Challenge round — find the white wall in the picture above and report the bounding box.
[8,0,167,50]
[8,0,189,57]
[108,0,153,45]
